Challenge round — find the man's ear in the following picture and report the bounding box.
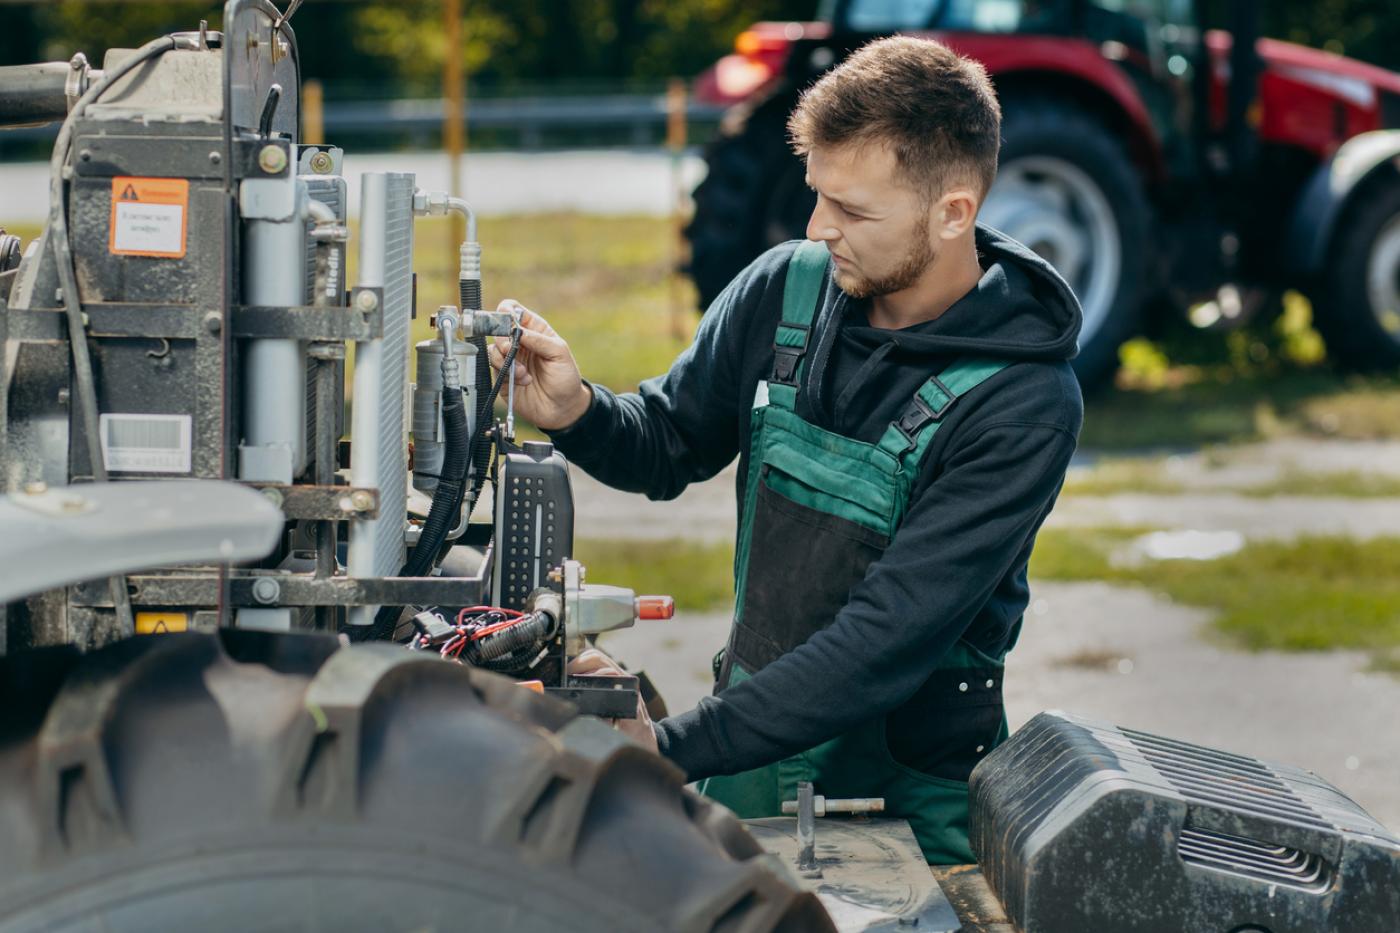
[934,186,980,240]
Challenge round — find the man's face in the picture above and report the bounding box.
[804,141,936,300]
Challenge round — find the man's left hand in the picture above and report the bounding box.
[568,648,659,754]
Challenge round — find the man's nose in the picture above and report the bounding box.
[806,200,840,244]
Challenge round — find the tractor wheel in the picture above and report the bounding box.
[981,96,1152,389]
[686,98,813,312]
[1313,177,1400,371]
[0,631,831,933]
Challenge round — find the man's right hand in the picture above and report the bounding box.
[486,300,592,431]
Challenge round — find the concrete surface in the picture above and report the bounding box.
[0,149,707,223]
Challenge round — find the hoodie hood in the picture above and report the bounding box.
[837,224,1083,363]
[811,224,1082,437]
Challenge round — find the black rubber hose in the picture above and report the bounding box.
[460,278,493,500]
[353,381,470,641]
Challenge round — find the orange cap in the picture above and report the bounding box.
[518,680,545,694]
[635,596,675,620]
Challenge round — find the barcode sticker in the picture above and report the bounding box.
[99,413,193,473]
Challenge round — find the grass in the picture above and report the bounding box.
[401,214,698,395]
[573,537,735,614]
[1030,527,1400,663]
[1081,370,1400,451]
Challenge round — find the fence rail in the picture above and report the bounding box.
[1,93,728,148]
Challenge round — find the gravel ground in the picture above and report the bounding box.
[591,438,1400,831]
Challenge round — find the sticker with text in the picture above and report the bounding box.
[109,176,189,258]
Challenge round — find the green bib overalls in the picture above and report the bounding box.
[700,241,1012,864]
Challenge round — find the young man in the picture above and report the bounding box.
[490,36,1083,864]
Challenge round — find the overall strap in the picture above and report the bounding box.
[876,358,1010,466]
[767,240,830,410]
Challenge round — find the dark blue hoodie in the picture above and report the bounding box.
[550,225,1084,781]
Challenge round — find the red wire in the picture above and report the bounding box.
[470,616,529,641]
[455,605,524,625]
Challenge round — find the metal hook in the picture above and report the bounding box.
[145,338,171,360]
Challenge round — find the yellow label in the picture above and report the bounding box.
[108,176,189,259]
[135,612,188,635]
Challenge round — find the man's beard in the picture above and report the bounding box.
[833,235,935,300]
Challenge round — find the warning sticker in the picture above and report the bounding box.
[136,612,189,635]
[109,176,188,258]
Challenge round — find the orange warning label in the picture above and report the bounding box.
[135,612,189,635]
[109,176,189,259]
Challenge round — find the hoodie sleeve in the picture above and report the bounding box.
[653,417,1078,781]
[545,246,788,500]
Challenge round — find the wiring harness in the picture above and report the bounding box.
[409,602,559,672]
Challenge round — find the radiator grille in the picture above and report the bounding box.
[1124,728,1332,830]
[346,172,415,619]
[1178,827,1331,893]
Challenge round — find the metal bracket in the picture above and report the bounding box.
[231,303,381,340]
[250,483,378,520]
[70,572,488,609]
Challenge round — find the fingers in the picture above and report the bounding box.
[495,299,557,337]
[568,647,623,676]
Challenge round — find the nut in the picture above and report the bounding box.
[349,490,374,512]
[308,151,334,174]
[257,144,288,174]
[353,289,379,313]
[203,312,223,335]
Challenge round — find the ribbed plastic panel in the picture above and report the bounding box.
[969,710,1400,933]
[346,173,414,625]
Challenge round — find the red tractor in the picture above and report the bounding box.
[686,0,1400,387]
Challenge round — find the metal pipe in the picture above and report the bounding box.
[238,176,309,483]
[0,56,98,127]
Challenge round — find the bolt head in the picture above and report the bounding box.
[349,490,374,512]
[309,151,334,174]
[203,312,223,335]
[353,290,379,313]
[252,577,281,604]
[22,481,47,495]
[262,487,285,508]
[257,144,288,174]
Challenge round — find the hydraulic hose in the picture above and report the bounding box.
[48,34,185,638]
[356,336,472,641]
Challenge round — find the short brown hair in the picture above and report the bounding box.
[787,36,1001,200]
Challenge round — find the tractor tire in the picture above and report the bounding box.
[982,96,1152,389]
[0,631,832,933]
[686,97,812,312]
[1313,176,1400,371]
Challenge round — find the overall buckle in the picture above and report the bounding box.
[894,375,956,450]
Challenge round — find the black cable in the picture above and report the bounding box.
[353,325,519,642]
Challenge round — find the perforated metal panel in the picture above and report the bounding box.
[346,172,414,626]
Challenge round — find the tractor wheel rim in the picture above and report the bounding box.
[1365,213,1400,339]
[980,155,1123,346]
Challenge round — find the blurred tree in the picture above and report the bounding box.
[0,0,1395,84]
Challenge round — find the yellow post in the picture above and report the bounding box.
[302,79,324,146]
[443,0,466,271]
[667,77,688,339]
